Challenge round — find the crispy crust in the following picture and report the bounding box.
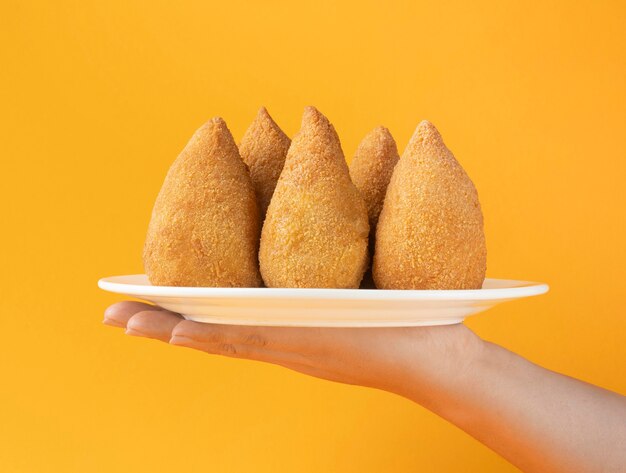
[143,117,262,287]
[239,107,291,219]
[350,126,400,231]
[373,120,487,289]
[259,107,369,288]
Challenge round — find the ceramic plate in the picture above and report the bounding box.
[98,275,548,327]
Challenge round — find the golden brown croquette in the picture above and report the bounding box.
[239,107,291,219]
[373,120,486,289]
[143,117,262,287]
[350,126,399,231]
[259,106,369,288]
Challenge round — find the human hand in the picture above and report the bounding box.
[103,301,483,404]
[103,302,626,473]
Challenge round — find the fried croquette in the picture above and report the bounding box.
[143,117,262,287]
[239,107,291,218]
[259,106,369,288]
[349,126,399,231]
[373,120,486,289]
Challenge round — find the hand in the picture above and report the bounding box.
[103,301,483,403]
[103,302,626,473]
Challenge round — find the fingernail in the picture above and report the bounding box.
[170,335,210,353]
[103,318,125,328]
[169,335,194,346]
[125,328,147,337]
[169,335,185,345]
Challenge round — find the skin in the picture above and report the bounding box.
[104,301,626,473]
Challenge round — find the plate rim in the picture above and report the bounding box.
[98,274,549,301]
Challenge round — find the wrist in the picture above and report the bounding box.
[394,324,487,410]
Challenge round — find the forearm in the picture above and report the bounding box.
[104,303,626,472]
[402,336,626,473]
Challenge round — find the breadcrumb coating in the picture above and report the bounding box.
[239,107,291,219]
[350,126,400,231]
[143,117,262,287]
[373,120,486,289]
[259,106,369,288]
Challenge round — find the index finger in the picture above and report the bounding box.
[170,320,352,353]
[103,301,167,327]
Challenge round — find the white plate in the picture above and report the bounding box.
[98,275,548,327]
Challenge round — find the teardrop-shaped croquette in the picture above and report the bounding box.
[350,126,399,232]
[143,118,262,287]
[239,107,291,219]
[373,120,486,289]
[259,106,369,288]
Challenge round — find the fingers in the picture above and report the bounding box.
[104,302,341,356]
[170,333,297,363]
[169,321,311,365]
[169,323,352,383]
[167,320,335,354]
[103,301,165,328]
[126,310,184,342]
[102,306,360,385]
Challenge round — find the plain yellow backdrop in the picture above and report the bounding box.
[2,0,625,471]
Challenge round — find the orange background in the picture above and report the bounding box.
[2,1,625,471]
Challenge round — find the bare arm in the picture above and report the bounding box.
[104,302,626,473]
[428,342,626,473]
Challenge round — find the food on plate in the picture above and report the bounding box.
[373,120,486,289]
[143,117,262,287]
[239,107,291,218]
[259,106,369,288]
[349,126,400,288]
[349,126,400,232]
[142,108,487,291]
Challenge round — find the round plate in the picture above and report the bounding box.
[98,275,548,327]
